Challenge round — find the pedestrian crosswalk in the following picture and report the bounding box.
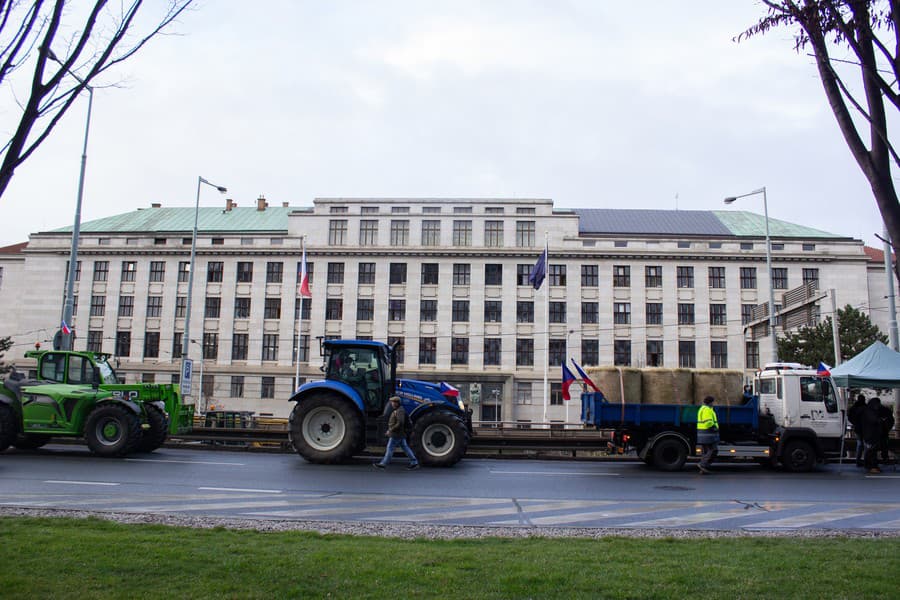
[3,489,900,531]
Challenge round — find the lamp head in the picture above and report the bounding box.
[723,197,736,204]
[216,186,227,193]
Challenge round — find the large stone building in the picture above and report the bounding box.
[0,196,890,423]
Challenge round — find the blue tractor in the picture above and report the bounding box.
[288,339,473,467]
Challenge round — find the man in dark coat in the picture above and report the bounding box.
[878,401,895,463]
[848,395,867,467]
[860,398,884,474]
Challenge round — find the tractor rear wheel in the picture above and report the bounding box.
[410,410,469,467]
[289,394,363,464]
[135,404,169,453]
[85,404,142,457]
[13,433,52,450]
[0,404,15,452]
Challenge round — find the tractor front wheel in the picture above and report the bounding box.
[410,411,470,467]
[135,404,169,453]
[13,433,52,450]
[85,404,142,457]
[0,404,15,452]
[289,395,363,464]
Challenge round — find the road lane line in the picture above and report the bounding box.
[44,480,120,487]
[749,505,899,528]
[125,458,245,466]
[488,470,619,477]
[198,487,282,494]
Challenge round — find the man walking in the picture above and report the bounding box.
[696,395,719,474]
[374,396,420,470]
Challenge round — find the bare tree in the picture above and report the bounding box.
[0,0,193,198]
[740,1,900,272]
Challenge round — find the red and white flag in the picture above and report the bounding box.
[298,244,311,298]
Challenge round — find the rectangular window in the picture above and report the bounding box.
[328,220,348,245]
[742,304,755,325]
[203,332,219,360]
[296,297,311,320]
[178,261,190,283]
[451,337,469,365]
[121,261,137,282]
[772,267,788,290]
[358,263,376,284]
[517,301,534,323]
[420,299,437,321]
[87,330,102,353]
[516,338,534,367]
[484,301,502,323]
[149,261,165,282]
[389,299,406,321]
[174,296,187,319]
[207,261,223,283]
[710,304,727,326]
[581,339,599,366]
[115,331,131,357]
[327,262,344,284]
[452,220,472,246]
[421,220,440,246]
[390,220,410,246]
[645,266,662,288]
[613,265,630,287]
[484,264,503,286]
[421,263,439,285]
[357,298,375,321]
[266,262,283,283]
[143,332,160,358]
[453,264,471,285]
[118,296,133,317]
[388,337,405,363]
[677,303,695,325]
[646,340,664,367]
[261,376,275,399]
[485,221,504,247]
[516,221,536,247]
[232,333,249,360]
[359,220,378,246]
[676,266,694,288]
[234,297,251,319]
[419,337,436,364]
[614,340,631,366]
[93,261,109,282]
[613,302,630,325]
[389,263,407,285]
[516,382,533,405]
[581,265,599,287]
[549,339,566,366]
[236,262,253,283]
[679,340,696,368]
[261,334,279,361]
[708,266,725,289]
[325,298,343,320]
[711,341,728,368]
[264,297,281,319]
[91,295,106,317]
[517,264,532,286]
[746,341,760,369]
[172,332,183,359]
[231,376,244,397]
[205,297,221,319]
[295,334,310,363]
[549,301,566,324]
[484,338,501,366]
[549,265,566,286]
[452,300,470,322]
[581,302,599,324]
[741,242,754,250]
[740,267,757,289]
[802,268,819,287]
[646,303,662,325]
[802,243,816,252]
[146,296,162,318]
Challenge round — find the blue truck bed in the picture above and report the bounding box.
[580,392,759,429]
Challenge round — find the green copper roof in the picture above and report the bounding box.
[50,206,293,234]
[712,210,838,238]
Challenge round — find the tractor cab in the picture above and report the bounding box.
[323,340,395,413]
[25,350,117,386]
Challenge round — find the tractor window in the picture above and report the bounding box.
[67,356,90,384]
[40,353,67,382]
[96,358,116,384]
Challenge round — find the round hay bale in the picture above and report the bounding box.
[641,368,694,404]
[586,366,642,404]
[693,370,744,406]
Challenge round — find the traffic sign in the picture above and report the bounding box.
[180,358,193,396]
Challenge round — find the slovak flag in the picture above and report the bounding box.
[572,358,600,392]
[439,382,460,398]
[298,244,311,298]
[562,363,576,401]
[817,362,831,376]
[61,320,72,335]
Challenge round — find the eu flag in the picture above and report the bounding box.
[528,248,547,290]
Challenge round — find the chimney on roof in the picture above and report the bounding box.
[225,198,235,211]
[282,202,289,208]
[257,195,267,211]
[151,203,161,208]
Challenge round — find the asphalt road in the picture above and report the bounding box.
[2,445,899,531]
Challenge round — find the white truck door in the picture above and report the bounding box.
[797,376,842,437]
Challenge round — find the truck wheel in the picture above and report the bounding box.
[781,440,816,473]
[410,411,470,467]
[651,437,688,471]
[135,404,169,453]
[289,394,363,464]
[13,433,52,450]
[85,404,142,457]
[0,404,15,452]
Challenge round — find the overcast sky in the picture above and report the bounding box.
[0,1,891,248]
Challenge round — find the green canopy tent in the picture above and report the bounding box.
[830,341,900,388]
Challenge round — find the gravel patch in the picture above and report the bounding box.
[2,506,897,539]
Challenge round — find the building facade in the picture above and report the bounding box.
[0,197,881,423]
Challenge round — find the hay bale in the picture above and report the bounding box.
[585,366,642,404]
[693,370,744,406]
[641,368,695,404]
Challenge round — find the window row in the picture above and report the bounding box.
[331,219,538,247]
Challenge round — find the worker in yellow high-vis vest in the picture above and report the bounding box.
[696,395,719,474]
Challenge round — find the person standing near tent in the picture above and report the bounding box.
[849,395,867,467]
[861,397,884,474]
[878,401,895,463]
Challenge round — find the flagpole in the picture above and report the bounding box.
[294,236,306,391]
[542,231,549,426]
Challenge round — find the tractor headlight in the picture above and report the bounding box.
[458,400,465,411]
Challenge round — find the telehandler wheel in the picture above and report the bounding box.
[781,440,816,473]
[85,404,142,457]
[13,433,52,450]
[0,404,15,452]
[410,410,470,467]
[651,437,688,471]
[289,394,363,464]
[135,404,169,453]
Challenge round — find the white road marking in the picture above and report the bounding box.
[198,487,282,494]
[749,505,899,528]
[125,458,245,466]
[44,480,120,487]
[488,470,619,477]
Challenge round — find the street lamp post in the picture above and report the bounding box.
[181,177,226,402]
[48,49,93,351]
[724,186,779,363]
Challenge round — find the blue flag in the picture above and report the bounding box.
[528,248,547,290]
